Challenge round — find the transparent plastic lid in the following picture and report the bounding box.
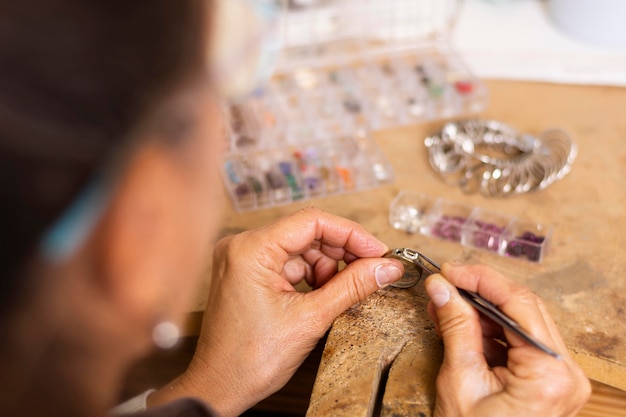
[275,0,461,73]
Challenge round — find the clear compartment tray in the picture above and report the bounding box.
[223,133,394,211]
[222,0,487,211]
[389,191,553,262]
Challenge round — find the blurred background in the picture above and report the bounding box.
[453,0,626,86]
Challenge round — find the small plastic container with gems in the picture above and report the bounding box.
[389,191,553,262]
[220,0,488,211]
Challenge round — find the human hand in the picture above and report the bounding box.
[153,207,404,416]
[424,263,590,417]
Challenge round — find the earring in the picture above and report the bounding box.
[152,321,180,349]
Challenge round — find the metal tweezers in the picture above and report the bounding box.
[384,248,562,360]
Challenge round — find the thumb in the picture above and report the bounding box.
[424,274,486,369]
[306,258,404,327]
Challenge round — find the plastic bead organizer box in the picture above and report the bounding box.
[221,0,488,212]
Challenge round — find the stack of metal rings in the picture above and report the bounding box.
[424,119,577,196]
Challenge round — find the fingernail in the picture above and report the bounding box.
[375,264,403,288]
[426,278,450,307]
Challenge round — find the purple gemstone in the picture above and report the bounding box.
[432,215,465,242]
[304,177,320,190]
[505,231,545,261]
[473,231,490,248]
[461,219,502,251]
[506,241,524,257]
[279,161,293,176]
[524,245,541,262]
[235,183,251,197]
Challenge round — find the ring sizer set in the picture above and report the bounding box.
[389,191,553,262]
[425,120,577,196]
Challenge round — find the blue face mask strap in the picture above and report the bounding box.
[39,176,110,263]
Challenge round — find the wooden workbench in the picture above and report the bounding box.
[187,79,626,415]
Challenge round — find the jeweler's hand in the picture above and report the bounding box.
[424,263,591,417]
[150,207,403,416]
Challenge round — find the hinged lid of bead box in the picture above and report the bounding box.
[220,0,488,212]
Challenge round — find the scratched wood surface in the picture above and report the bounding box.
[304,287,442,417]
[187,80,626,413]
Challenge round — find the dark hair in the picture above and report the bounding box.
[0,1,208,310]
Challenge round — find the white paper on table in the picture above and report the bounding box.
[450,0,626,86]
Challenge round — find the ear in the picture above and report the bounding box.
[92,141,190,329]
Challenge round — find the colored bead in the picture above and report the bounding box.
[235,182,251,197]
[336,167,354,189]
[428,83,444,98]
[505,241,524,258]
[264,111,276,127]
[471,221,503,252]
[266,170,286,189]
[344,98,362,113]
[304,177,320,190]
[230,106,245,132]
[246,176,263,194]
[455,81,474,94]
[285,173,303,200]
[224,161,241,184]
[505,232,545,261]
[235,135,257,148]
[431,215,465,242]
[279,161,293,176]
[521,231,545,243]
